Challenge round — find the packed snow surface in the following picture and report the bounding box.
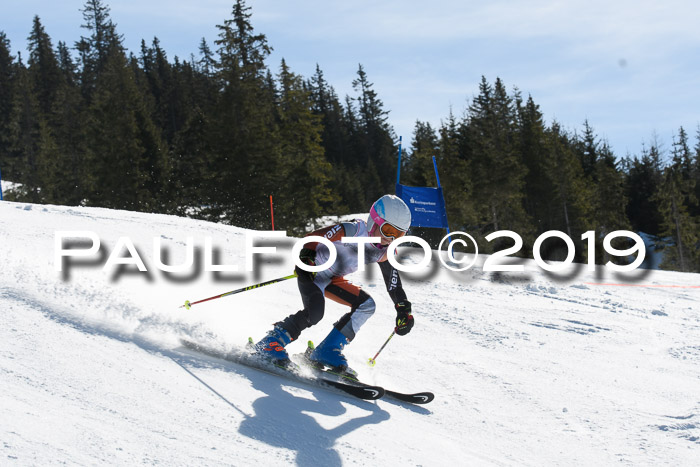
[1,201,699,466]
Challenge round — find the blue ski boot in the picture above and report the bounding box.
[253,326,293,365]
[308,328,357,377]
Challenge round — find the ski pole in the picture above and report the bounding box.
[180,272,297,310]
[367,331,395,367]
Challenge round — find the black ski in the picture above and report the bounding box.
[319,378,384,400]
[383,389,434,405]
[313,368,434,405]
[179,339,384,401]
[295,342,435,405]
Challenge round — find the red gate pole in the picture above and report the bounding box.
[270,195,275,230]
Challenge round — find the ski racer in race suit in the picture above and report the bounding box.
[253,194,414,375]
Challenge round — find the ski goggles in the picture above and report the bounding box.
[369,206,408,240]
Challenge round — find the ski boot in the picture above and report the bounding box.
[253,325,293,366]
[307,328,358,378]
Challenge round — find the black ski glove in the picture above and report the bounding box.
[297,248,317,280]
[395,300,414,336]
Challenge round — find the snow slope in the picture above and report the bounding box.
[1,201,699,466]
[0,180,21,200]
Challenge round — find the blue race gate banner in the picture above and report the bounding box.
[395,138,450,232]
[395,183,449,229]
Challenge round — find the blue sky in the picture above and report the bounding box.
[3,0,700,160]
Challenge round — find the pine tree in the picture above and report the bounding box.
[309,65,351,167]
[197,38,216,77]
[275,59,336,232]
[544,122,594,240]
[51,41,88,205]
[25,16,71,204]
[154,39,180,141]
[57,41,79,94]
[78,2,166,211]
[0,32,16,179]
[210,0,279,227]
[653,127,700,271]
[589,142,631,264]
[86,49,152,209]
[168,103,213,216]
[655,156,699,272]
[27,17,62,117]
[405,120,438,187]
[694,127,700,218]
[671,127,696,214]
[164,53,223,215]
[308,64,361,213]
[625,142,664,235]
[672,127,694,175]
[517,95,555,233]
[350,64,397,206]
[431,112,477,246]
[578,120,598,178]
[593,142,629,234]
[466,76,531,247]
[75,0,122,100]
[7,54,43,202]
[572,121,630,243]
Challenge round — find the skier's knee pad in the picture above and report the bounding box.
[335,292,375,340]
[354,294,376,316]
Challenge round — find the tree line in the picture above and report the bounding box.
[407,78,700,272]
[1,0,698,272]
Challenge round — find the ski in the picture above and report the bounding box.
[294,341,435,405]
[309,366,434,405]
[179,339,384,401]
[384,389,434,405]
[317,378,384,400]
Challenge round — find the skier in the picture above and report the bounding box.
[253,194,415,376]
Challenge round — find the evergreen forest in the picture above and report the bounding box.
[1,0,699,272]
